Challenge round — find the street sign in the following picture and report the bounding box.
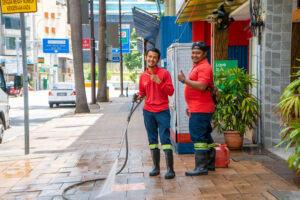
[121,28,130,54]
[121,43,130,54]
[112,48,120,54]
[112,56,120,63]
[82,39,90,49]
[43,39,69,53]
[118,27,130,54]
[121,29,130,44]
[38,57,44,63]
[0,0,37,14]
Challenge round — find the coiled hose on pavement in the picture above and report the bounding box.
[62,95,143,200]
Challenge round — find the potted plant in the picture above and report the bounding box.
[213,67,259,150]
[275,60,300,171]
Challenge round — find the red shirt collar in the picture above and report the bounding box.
[146,65,159,74]
[193,58,208,68]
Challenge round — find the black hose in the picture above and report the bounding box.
[62,98,143,200]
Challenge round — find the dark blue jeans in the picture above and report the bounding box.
[189,113,214,153]
[143,109,172,152]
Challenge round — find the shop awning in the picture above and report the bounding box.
[132,7,160,45]
[176,0,248,24]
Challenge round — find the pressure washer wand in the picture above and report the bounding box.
[116,93,143,174]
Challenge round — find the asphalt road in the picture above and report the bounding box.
[2,86,137,143]
[3,90,74,143]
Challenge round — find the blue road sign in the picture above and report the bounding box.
[43,39,69,53]
[121,43,130,54]
[112,48,120,54]
[112,56,120,63]
[112,45,130,54]
[121,28,130,54]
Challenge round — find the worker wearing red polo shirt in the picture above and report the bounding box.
[135,48,175,179]
[177,41,215,176]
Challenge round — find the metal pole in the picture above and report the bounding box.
[143,39,147,71]
[16,39,20,75]
[257,26,263,145]
[90,0,96,104]
[20,13,30,155]
[119,0,124,97]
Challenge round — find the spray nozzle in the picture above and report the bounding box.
[132,93,138,102]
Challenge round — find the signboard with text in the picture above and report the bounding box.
[112,56,120,63]
[38,57,44,63]
[82,39,90,49]
[118,26,130,54]
[0,0,37,14]
[43,39,69,53]
[112,48,120,54]
[214,60,238,73]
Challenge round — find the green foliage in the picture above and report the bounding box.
[129,71,138,83]
[85,66,98,81]
[213,67,259,136]
[275,59,300,172]
[123,50,142,71]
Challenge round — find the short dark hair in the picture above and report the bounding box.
[146,48,161,60]
[192,41,208,52]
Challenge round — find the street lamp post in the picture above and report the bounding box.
[119,0,124,97]
[90,0,96,104]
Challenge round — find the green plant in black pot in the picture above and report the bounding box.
[212,67,259,150]
[275,59,300,171]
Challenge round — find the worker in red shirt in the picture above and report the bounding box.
[135,48,175,179]
[177,41,215,176]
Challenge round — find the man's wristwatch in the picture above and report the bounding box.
[181,78,185,84]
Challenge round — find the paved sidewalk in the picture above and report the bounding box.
[0,97,299,200]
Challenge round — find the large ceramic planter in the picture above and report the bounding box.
[223,131,243,150]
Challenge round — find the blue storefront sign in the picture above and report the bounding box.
[43,39,70,53]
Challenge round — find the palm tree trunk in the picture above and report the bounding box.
[97,0,108,102]
[69,0,90,113]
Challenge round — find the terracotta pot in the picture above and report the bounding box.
[223,131,243,150]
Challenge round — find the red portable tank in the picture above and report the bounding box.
[215,143,230,168]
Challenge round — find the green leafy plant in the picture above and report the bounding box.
[213,67,259,136]
[123,29,142,71]
[129,71,138,83]
[275,58,300,171]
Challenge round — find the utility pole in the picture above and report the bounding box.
[119,0,124,97]
[20,13,30,155]
[90,0,96,104]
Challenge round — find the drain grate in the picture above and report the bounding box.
[231,154,275,162]
[33,149,75,154]
[36,137,49,140]
[268,190,300,200]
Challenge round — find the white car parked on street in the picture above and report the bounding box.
[48,82,76,108]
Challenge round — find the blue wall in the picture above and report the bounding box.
[228,46,248,72]
[160,16,193,59]
[206,46,248,72]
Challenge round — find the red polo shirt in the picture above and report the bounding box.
[138,66,174,112]
[184,59,215,113]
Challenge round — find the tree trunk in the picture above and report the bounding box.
[69,0,90,113]
[97,0,108,102]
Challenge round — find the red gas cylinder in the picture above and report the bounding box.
[215,143,230,168]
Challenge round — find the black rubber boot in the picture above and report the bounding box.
[149,149,160,176]
[185,151,208,176]
[207,148,216,171]
[164,151,175,179]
